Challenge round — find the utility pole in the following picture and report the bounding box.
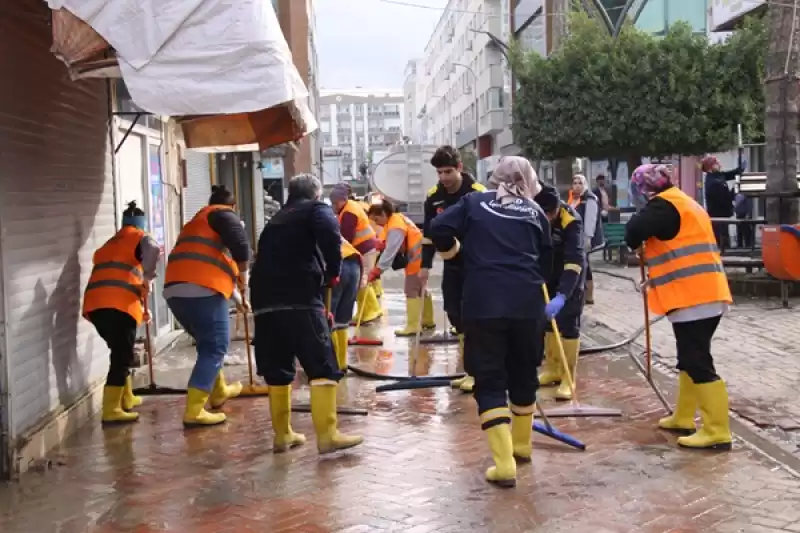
[765,0,800,224]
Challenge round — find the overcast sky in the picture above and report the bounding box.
[315,0,445,90]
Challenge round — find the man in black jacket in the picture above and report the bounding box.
[421,146,485,393]
[251,173,362,456]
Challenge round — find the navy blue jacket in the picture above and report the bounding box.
[429,191,552,321]
[250,198,341,310]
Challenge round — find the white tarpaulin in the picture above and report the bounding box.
[46,0,314,122]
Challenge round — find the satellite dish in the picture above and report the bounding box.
[370,145,440,203]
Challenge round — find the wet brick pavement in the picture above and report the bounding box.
[1,277,800,533]
[586,264,800,454]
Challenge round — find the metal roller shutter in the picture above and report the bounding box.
[184,151,211,220]
[0,1,116,448]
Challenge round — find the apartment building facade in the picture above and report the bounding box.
[318,89,405,185]
[403,60,426,144]
[418,0,512,163]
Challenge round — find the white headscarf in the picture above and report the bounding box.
[489,156,542,202]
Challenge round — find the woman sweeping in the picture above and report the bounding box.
[367,199,435,336]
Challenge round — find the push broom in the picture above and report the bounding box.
[539,285,623,418]
[348,281,383,346]
[132,296,187,396]
[533,401,586,451]
[632,253,672,414]
[237,301,271,397]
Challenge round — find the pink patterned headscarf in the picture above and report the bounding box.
[630,164,673,207]
[489,156,542,201]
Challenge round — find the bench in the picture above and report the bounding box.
[602,223,628,265]
[722,256,764,274]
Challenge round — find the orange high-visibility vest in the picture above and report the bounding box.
[165,205,241,298]
[644,187,732,316]
[341,237,360,259]
[380,213,423,275]
[82,226,147,324]
[339,199,376,248]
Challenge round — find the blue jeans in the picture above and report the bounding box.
[329,257,360,328]
[167,295,229,392]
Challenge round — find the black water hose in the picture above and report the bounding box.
[580,268,664,355]
[347,266,660,380]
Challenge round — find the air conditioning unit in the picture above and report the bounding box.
[447,27,454,42]
[464,86,472,95]
[466,40,473,51]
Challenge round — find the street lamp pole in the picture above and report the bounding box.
[452,62,479,154]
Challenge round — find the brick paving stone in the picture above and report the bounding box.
[586,264,800,439]
[0,283,798,533]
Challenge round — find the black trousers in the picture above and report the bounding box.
[254,308,342,386]
[544,285,584,339]
[712,222,730,253]
[88,308,137,387]
[736,219,754,248]
[441,265,464,333]
[463,317,545,419]
[672,315,721,384]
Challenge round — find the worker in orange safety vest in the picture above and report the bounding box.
[625,163,733,451]
[164,185,251,428]
[329,183,383,325]
[83,201,161,425]
[367,199,436,336]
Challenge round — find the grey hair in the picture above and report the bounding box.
[288,173,322,200]
[572,174,588,191]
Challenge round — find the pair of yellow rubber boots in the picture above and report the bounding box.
[353,284,383,325]
[394,293,436,337]
[269,381,363,454]
[101,375,144,425]
[450,334,474,393]
[182,372,243,427]
[482,406,535,488]
[537,332,579,401]
[658,372,732,450]
[331,328,350,371]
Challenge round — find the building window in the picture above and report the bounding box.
[666,0,706,33]
[636,0,666,34]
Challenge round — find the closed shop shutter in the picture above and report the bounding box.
[0,1,116,444]
[184,151,211,221]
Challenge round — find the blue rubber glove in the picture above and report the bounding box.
[544,293,567,320]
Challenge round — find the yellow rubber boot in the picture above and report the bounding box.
[538,332,561,386]
[357,284,383,324]
[658,372,697,435]
[555,338,580,401]
[394,297,422,337]
[183,388,227,428]
[482,414,516,488]
[310,380,363,454]
[102,386,139,425]
[422,292,436,330]
[334,329,349,371]
[209,371,243,409]
[122,375,142,411]
[677,380,732,450]
[451,334,469,388]
[269,385,307,453]
[510,408,534,463]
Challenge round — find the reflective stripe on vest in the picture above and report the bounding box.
[85,278,143,297]
[165,205,240,298]
[643,187,731,315]
[340,200,376,248]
